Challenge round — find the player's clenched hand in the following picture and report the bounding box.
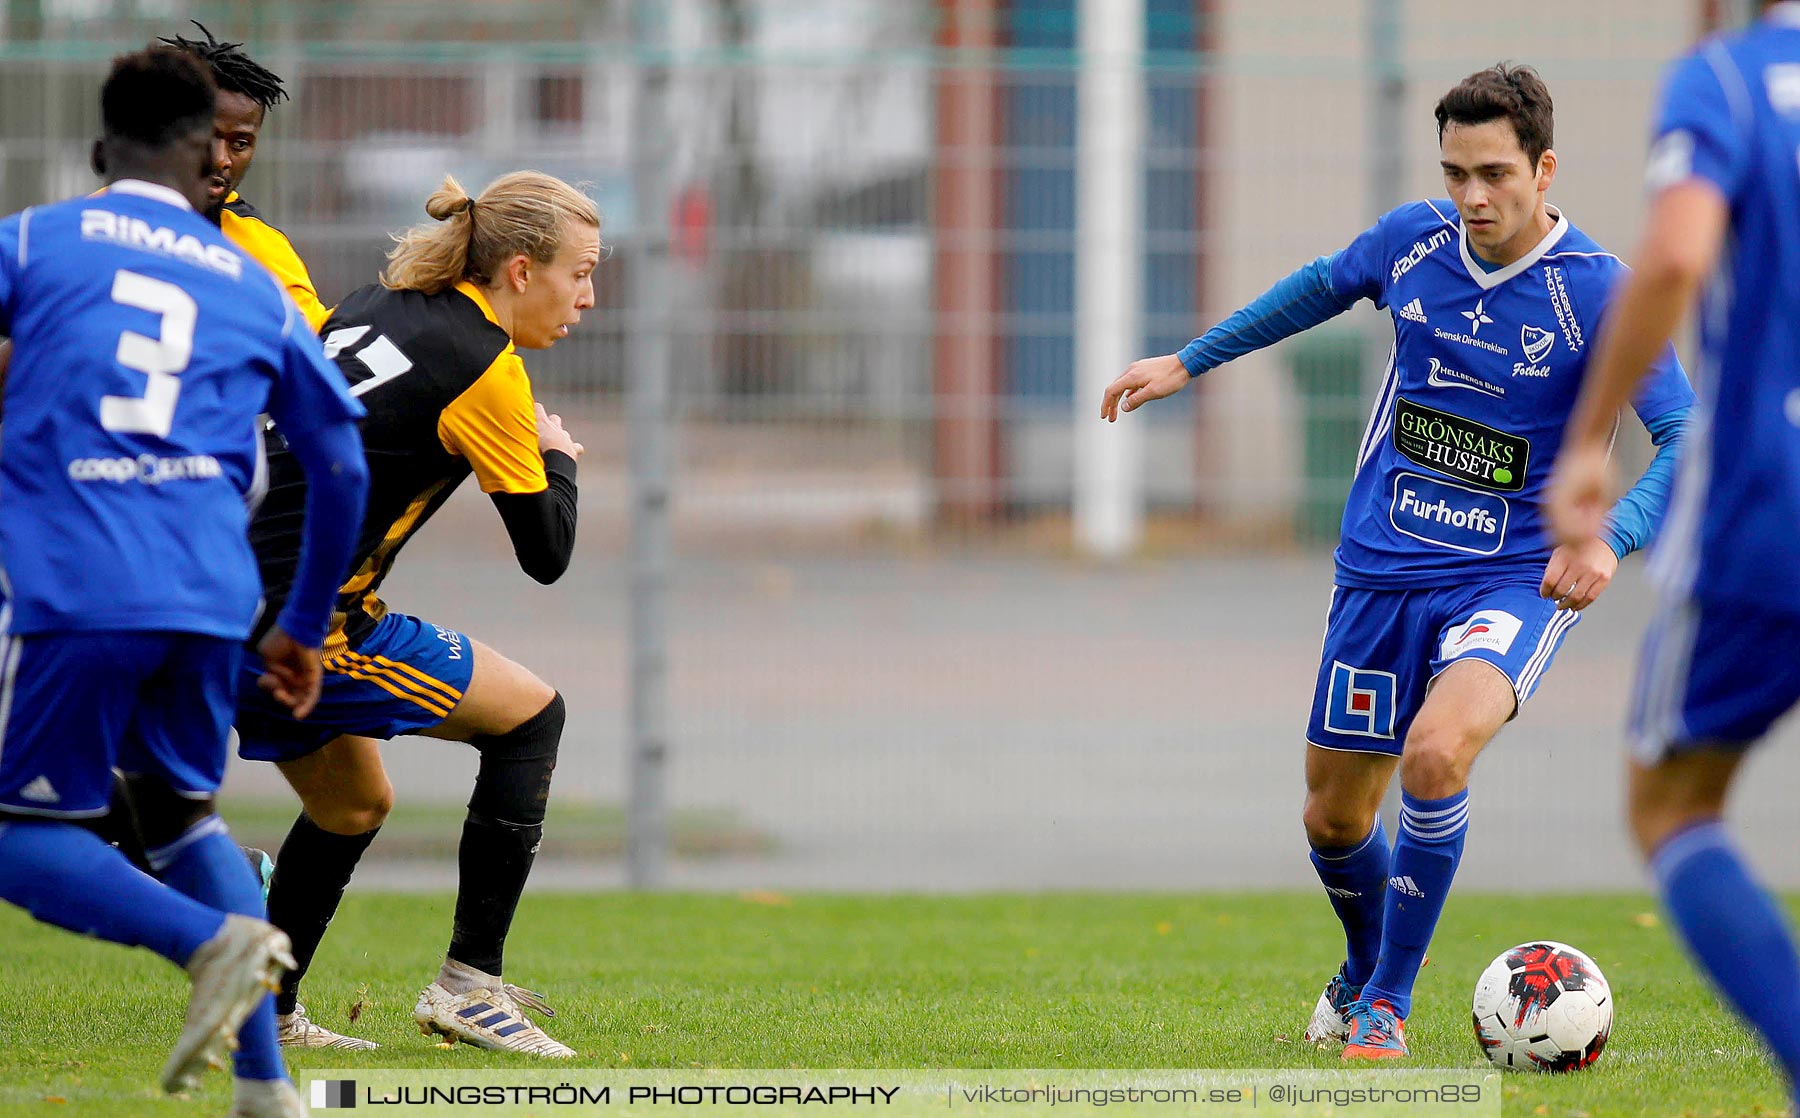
[1101,353,1190,421]
[535,401,584,460]
[1545,441,1611,548]
[256,625,324,720]
[1539,536,1619,612]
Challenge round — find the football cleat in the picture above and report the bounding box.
[276,1003,379,1050]
[1302,963,1363,1045]
[230,1076,310,1117]
[163,915,294,1094]
[241,846,276,906]
[1341,997,1409,1061]
[413,981,575,1058]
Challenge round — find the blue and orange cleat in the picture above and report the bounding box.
[1341,998,1408,1060]
[1303,963,1363,1045]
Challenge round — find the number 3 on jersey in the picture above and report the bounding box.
[323,324,414,397]
[100,269,195,438]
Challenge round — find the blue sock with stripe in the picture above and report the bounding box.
[0,820,223,963]
[1653,821,1800,1098]
[1309,818,1389,987]
[151,818,287,1082]
[1363,788,1469,1019]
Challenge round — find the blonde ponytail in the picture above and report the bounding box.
[383,171,600,295]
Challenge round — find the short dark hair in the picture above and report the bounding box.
[158,21,288,111]
[1435,63,1554,167]
[101,46,217,148]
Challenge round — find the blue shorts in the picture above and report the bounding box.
[236,613,473,764]
[0,631,241,817]
[1306,581,1580,755]
[1629,595,1800,760]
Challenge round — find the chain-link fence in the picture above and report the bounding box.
[13,0,1798,890]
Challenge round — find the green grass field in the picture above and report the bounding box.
[0,892,1788,1117]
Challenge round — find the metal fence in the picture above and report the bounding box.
[0,0,1710,547]
[12,1,1793,890]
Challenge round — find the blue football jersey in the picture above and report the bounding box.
[0,180,363,638]
[1643,9,1800,613]
[1327,200,1694,588]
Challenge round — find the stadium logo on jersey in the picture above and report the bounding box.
[1390,473,1509,555]
[1461,299,1495,335]
[1325,661,1397,739]
[1391,228,1454,282]
[79,210,242,280]
[1521,324,1556,364]
[1426,357,1505,399]
[1391,398,1528,492]
[1542,266,1585,352]
[1767,64,1800,116]
[1440,610,1524,659]
[1398,298,1429,324]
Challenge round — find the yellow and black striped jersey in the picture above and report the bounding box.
[250,280,562,655]
[220,191,331,332]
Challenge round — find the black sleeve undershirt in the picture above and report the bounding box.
[489,449,578,584]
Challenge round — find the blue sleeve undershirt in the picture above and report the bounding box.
[273,419,370,648]
[1601,404,1689,560]
[1177,255,1355,376]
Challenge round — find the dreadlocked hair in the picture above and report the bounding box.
[157,21,287,111]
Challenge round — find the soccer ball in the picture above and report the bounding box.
[1471,940,1613,1071]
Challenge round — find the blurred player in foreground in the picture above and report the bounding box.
[238,172,597,1056]
[1103,65,1692,1059]
[1548,3,1800,1110]
[0,48,367,1116]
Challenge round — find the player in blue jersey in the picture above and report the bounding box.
[0,48,367,1117]
[1103,64,1694,1059]
[1548,3,1800,1108]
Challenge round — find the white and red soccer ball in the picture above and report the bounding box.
[1472,941,1613,1072]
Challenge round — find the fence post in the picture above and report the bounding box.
[1074,0,1146,558]
[626,0,675,890]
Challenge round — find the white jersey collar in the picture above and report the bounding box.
[1770,2,1800,28]
[1458,204,1568,290]
[106,179,194,212]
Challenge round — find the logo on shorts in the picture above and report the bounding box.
[432,625,464,661]
[17,776,59,804]
[1440,610,1524,659]
[1324,661,1398,739]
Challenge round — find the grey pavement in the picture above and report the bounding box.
[223,495,1800,892]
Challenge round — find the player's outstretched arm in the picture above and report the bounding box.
[1102,254,1356,422]
[1549,182,1726,546]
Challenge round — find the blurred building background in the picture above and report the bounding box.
[4,0,1796,890]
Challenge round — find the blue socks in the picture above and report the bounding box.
[1310,817,1389,986]
[0,820,223,964]
[150,817,287,1083]
[1364,789,1469,1019]
[1653,821,1800,1095]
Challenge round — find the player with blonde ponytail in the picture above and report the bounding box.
[233,171,602,1056]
